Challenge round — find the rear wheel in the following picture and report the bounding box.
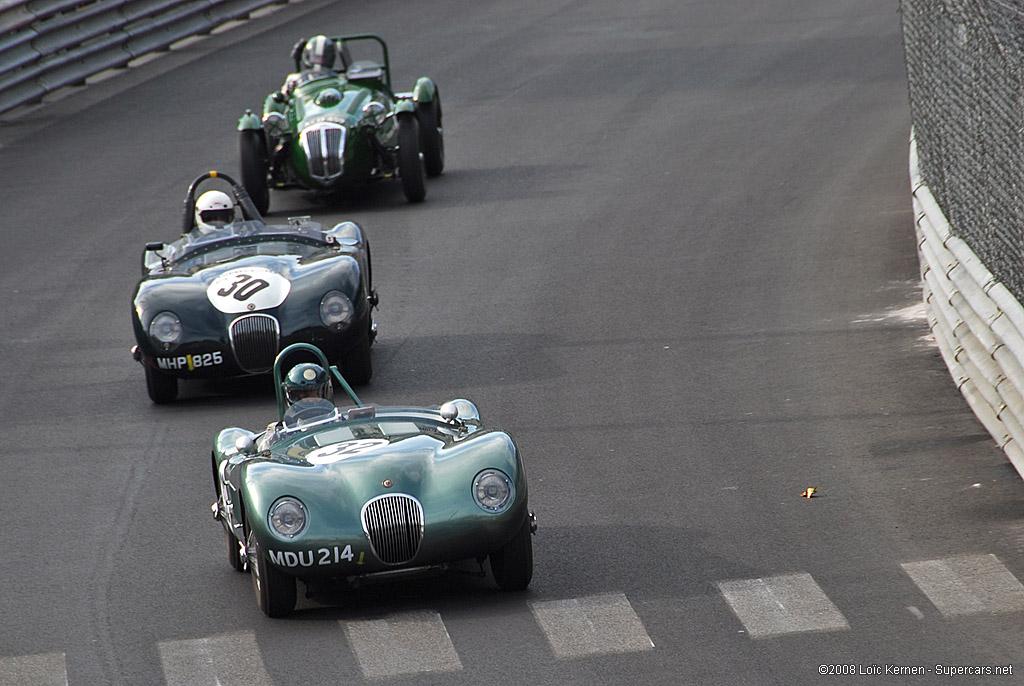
[248,529,296,617]
[489,513,534,591]
[417,95,444,177]
[397,115,426,202]
[240,130,270,214]
[144,364,177,403]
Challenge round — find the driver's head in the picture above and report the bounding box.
[284,363,333,406]
[301,35,335,71]
[195,190,234,232]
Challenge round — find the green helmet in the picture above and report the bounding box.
[283,363,333,405]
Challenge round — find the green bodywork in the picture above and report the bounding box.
[237,33,441,202]
[213,345,528,582]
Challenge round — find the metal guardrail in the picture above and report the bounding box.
[912,134,1024,477]
[0,0,284,116]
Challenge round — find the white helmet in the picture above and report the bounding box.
[195,190,234,232]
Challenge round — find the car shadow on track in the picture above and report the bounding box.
[252,522,756,621]
[367,332,564,395]
[256,164,579,217]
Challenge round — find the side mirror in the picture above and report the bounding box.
[440,402,460,422]
[142,242,167,274]
[234,434,256,455]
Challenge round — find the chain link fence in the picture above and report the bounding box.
[900,0,1024,299]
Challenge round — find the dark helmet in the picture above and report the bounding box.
[283,363,333,405]
[301,35,335,70]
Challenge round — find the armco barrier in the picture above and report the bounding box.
[912,134,1024,477]
[0,0,284,116]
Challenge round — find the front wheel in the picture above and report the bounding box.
[417,95,444,177]
[240,130,270,215]
[248,530,296,617]
[489,513,534,591]
[340,330,372,385]
[397,115,426,202]
[226,529,246,572]
[144,364,177,403]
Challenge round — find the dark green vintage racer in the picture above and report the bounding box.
[211,344,535,617]
[237,33,444,211]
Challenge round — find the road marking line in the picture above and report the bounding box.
[529,592,654,659]
[0,652,67,686]
[158,631,273,686]
[717,572,849,638]
[342,610,462,679]
[901,554,1024,616]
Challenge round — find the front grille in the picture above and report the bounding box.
[361,494,424,565]
[229,314,279,373]
[300,123,346,181]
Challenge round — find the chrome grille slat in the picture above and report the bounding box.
[229,314,280,373]
[361,494,424,565]
[300,123,346,181]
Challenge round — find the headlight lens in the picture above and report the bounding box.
[262,111,287,139]
[473,470,514,513]
[148,311,182,350]
[269,497,308,538]
[361,100,387,127]
[320,290,353,330]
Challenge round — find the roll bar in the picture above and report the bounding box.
[272,343,364,420]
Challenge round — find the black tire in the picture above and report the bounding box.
[340,330,372,385]
[240,130,270,215]
[417,95,444,177]
[144,364,177,403]
[489,513,534,591]
[397,115,426,202]
[213,455,246,572]
[247,529,296,617]
[226,529,246,572]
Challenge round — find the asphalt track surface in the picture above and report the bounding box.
[3,0,1024,684]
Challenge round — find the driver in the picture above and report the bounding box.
[300,34,337,73]
[263,35,344,179]
[257,363,335,449]
[276,35,341,99]
[284,362,334,407]
[194,190,235,234]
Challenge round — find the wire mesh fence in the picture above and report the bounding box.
[900,0,1024,299]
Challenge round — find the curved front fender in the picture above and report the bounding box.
[238,110,261,132]
[412,77,437,104]
[394,99,416,115]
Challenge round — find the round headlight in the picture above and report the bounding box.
[269,497,308,538]
[262,111,287,139]
[361,100,387,127]
[148,311,182,350]
[473,470,514,513]
[320,290,353,330]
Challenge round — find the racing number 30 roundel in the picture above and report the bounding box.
[206,267,291,314]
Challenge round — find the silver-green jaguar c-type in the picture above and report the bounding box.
[211,344,535,616]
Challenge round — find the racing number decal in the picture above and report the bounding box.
[306,439,390,465]
[217,273,271,301]
[207,267,290,314]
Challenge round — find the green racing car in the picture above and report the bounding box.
[211,344,536,616]
[237,33,444,210]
